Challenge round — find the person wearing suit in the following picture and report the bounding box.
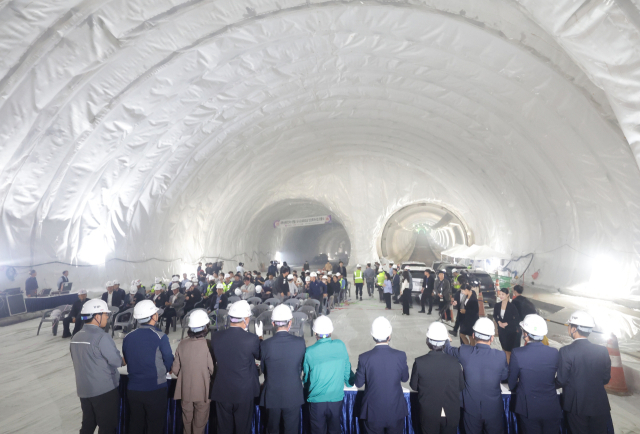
[210,300,263,434]
[162,283,186,334]
[391,268,401,304]
[101,281,125,309]
[151,284,169,309]
[354,317,409,433]
[411,322,464,434]
[444,317,509,434]
[62,290,90,338]
[455,283,479,346]
[508,314,561,434]
[260,305,307,434]
[493,287,521,363]
[435,270,451,321]
[557,311,611,434]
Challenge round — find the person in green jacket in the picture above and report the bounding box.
[303,315,355,434]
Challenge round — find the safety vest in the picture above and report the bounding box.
[205,284,216,297]
[222,281,232,293]
[353,270,363,283]
[377,272,385,286]
[453,275,461,290]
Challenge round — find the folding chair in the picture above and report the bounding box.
[112,308,135,337]
[283,298,301,311]
[295,293,309,300]
[297,305,317,336]
[104,306,120,335]
[227,296,241,304]
[290,312,308,337]
[255,311,274,336]
[303,298,321,315]
[37,305,70,336]
[210,309,229,332]
[247,297,263,306]
[263,298,281,308]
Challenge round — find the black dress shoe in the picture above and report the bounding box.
[427,311,432,315]
[451,331,458,337]
[418,310,425,313]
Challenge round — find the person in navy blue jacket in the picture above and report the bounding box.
[354,317,409,434]
[443,317,508,434]
[122,300,174,434]
[508,314,561,434]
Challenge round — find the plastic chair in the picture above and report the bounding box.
[210,309,229,332]
[297,305,317,336]
[181,308,209,339]
[255,311,274,336]
[284,298,301,311]
[263,298,280,308]
[111,308,135,337]
[247,297,263,306]
[227,296,241,304]
[103,306,120,335]
[290,312,308,337]
[295,293,309,300]
[303,298,321,315]
[37,305,71,336]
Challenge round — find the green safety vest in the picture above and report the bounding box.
[453,275,461,290]
[205,284,216,297]
[222,281,232,293]
[353,270,363,283]
[377,272,385,286]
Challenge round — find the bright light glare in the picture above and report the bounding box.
[77,227,108,265]
[275,251,282,263]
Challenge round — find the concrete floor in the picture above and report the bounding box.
[1,291,640,434]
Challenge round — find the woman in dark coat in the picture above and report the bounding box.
[457,283,479,346]
[493,287,521,363]
[400,270,412,315]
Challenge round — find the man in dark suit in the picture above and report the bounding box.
[444,317,508,434]
[150,284,169,309]
[391,268,401,303]
[557,311,611,434]
[210,300,263,434]
[62,290,90,338]
[101,281,125,309]
[411,322,464,434]
[354,317,409,433]
[260,305,306,434]
[508,314,561,434]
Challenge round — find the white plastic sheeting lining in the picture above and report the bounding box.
[1,0,640,302]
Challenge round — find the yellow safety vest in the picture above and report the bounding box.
[377,272,385,286]
[222,281,232,293]
[205,284,216,297]
[453,275,461,290]
[353,270,363,283]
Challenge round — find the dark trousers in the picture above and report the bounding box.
[438,301,451,321]
[216,400,254,434]
[312,296,324,314]
[453,309,462,332]
[518,414,562,434]
[162,307,176,332]
[566,412,609,434]
[366,281,374,296]
[309,401,342,434]
[377,286,384,301]
[355,283,364,298]
[419,416,458,434]
[128,388,168,434]
[384,293,392,309]
[79,387,119,434]
[267,407,300,434]
[462,412,504,434]
[62,315,83,337]
[363,417,404,434]
[402,290,411,314]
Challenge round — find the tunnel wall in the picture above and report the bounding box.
[1,1,640,297]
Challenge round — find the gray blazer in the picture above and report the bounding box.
[170,292,186,317]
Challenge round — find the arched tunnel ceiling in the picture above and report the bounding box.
[1,0,640,295]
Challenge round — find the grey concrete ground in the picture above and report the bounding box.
[1,290,639,433]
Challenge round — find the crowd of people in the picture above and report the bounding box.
[60,260,613,434]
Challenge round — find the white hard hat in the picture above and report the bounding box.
[328,271,333,275]
[255,285,262,294]
[224,274,231,279]
[188,310,210,330]
[336,273,341,277]
[81,299,110,316]
[234,288,242,296]
[155,277,161,283]
[310,272,317,277]
[208,274,214,281]
[184,281,193,290]
[113,279,120,285]
[105,281,113,287]
[78,289,88,295]
[216,283,223,289]
[129,286,137,294]
[322,276,328,280]
[191,278,198,283]
[190,273,196,278]
[297,278,303,284]
[357,264,361,268]
[473,317,495,338]
[312,315,334,335]
[272,304,293,322]
[133,300,159,321]
[520,314,548,339]
[426,322,449,342]
[452,268,458,273]
[171,282,180,291]
[305,277,310,282]
[392,265,397,269]
[567,310,595,331]
[154,283,164,292]
[370,317,392,341]
[134,279,141,286]
[287,275,294,280]
[228,300,252,319]
[172,276,179,282]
